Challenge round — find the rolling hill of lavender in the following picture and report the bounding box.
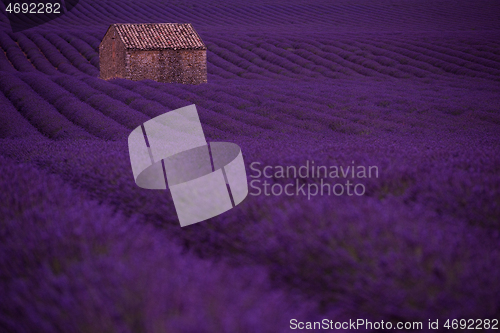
[1,0,500,331]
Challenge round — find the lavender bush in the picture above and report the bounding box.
[0,0,499,331]
[11,32,58,75]
[0,155,325,332]
[0,73,92,140]
[25,31,82,76]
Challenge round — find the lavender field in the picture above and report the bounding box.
[1,0,500,331]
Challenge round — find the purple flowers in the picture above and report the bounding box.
[0,154,320,332]
[0,73,92,139]
[0,0,500,330]
[0,32,36,72]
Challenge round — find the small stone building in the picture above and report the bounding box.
[99,23,207,84]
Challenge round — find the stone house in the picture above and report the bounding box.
[99,23,207,84]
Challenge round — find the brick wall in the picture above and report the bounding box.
[100,30,207,85]
[99,26,127,80]
[127,49,207,84]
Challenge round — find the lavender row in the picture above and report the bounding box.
[70,31,101,52]
[381,38,499,78]
[142,80,312,134]
[51,75,149,129]
[81,76,168,118]
[206,41,263,77]
[341,39,439,78]
[10,32,58,75]
[0,45,16,72]
[0,32,36,72]
[0,90,45,139]
[300,39,418,78]
[111,78,264,137]
[258,41,349,77]
[1,126,499,321]
[382,38,500,79]
[0,154,325,332]
[16,0,500,33]
[24,31,81,76]
[209,38,305,78]
[43,33,98,76]
[59,32,100,69]
[80,77,230,139]
[400,37,500,73]
[19,72,128,140]
[0,73,93,140]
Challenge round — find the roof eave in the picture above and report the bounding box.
[125,47,207,51]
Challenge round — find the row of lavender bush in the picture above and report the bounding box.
[0,154,328,332]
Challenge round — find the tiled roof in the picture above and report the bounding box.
[111,23,206,50]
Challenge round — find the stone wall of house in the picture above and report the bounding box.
[127,49,207,85]
[99,26,127,80]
